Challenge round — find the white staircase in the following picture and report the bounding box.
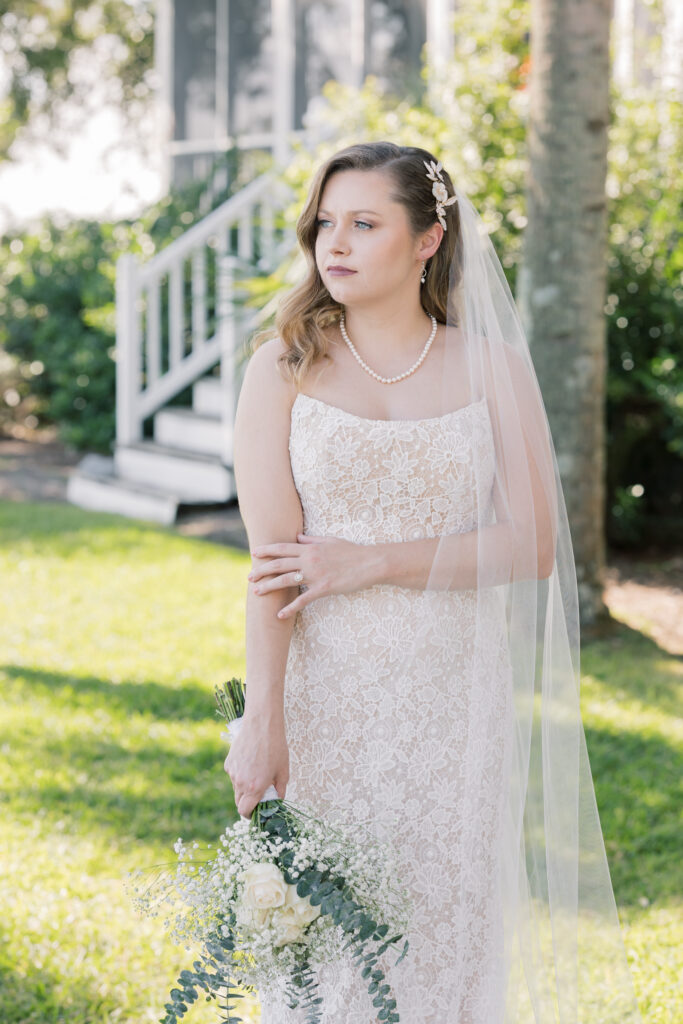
[67,169,294,525]
[68,377,235,525]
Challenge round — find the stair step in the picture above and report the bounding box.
[66,455,180,524]
[193,377,224,417]
[192,373,244,418]
[114,441,235,501]
[154,406,225,456]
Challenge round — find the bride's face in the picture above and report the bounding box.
[315,169,421,306]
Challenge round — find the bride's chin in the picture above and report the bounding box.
[326,283,364,301]
[327,277,359,288]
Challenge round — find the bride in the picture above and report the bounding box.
[224,142,643,1023]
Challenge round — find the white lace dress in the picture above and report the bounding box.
[258,392,515,1024]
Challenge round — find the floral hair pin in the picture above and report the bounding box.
[423,159,458,231]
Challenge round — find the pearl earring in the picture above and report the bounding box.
[420,261,427,284]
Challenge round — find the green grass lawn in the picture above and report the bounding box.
[0,500,680,1023]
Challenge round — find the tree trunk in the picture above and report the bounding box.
[517,0,613,629]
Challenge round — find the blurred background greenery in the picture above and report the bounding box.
[1,1,680,550]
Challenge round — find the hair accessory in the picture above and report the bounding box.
[423,159,458,230]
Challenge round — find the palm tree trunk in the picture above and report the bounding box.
[517,0,613,628]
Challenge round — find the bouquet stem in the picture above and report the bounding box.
[216,678,283,826]
[215,676,246,723]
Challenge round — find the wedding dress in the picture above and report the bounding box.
[255,166,642,1024]
[258,390,515,1024]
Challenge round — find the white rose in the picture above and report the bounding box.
[235,901,272,933]
[239,861,288,909]
[284,881,322,926]
[270,905,307,947]
[432,181,449,203]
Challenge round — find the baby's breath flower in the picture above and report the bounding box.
[130,795,412,1016]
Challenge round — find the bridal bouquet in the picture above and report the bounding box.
[129,677,411,1024]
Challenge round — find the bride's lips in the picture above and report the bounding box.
[327,266,357,276]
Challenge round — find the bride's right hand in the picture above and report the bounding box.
[224,712,289,819]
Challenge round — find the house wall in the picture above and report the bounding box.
[161,0,682,190]
[163,0,430,187]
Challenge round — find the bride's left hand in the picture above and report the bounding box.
[247,533,381,619]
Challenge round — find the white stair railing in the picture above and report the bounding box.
[115,169,293,464]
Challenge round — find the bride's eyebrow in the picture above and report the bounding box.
[317,208,382,217]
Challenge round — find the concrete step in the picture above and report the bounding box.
[192,372,244,418]
[154,406,225,456]
[66,454,180,524]
[114,441,235,502]
[193,376,224,417]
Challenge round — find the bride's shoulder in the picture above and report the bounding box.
[243,325,339,410]
[248,333,289,366]
[249,326,336,372]
[246,333,300,383]
[240,335,297,417]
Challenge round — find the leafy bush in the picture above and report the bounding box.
[604,91,683,547]
[0,0,680,547]
[1,219,119,451]
[0,145,264,452]
[246,0,682,550]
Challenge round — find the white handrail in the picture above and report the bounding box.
[115,169,294,460]
[138,172,286,282]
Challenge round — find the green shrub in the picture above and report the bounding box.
[249,0,682,551]
[0,0,680,547]
[0,145,262,452]
[604,91,683,547]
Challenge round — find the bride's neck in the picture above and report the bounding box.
[340,307,435,362]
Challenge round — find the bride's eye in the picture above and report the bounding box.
[315,219,372,230]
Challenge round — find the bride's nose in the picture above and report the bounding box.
[329,226,351,255]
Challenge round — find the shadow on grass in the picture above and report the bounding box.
[0,498,178,546]
[581,620,682,906]
[2,663,239,845]
[2,663,221,723]
[2,663,680,898]
[2,738,237,846]
[0,499,248,558]
[584,719,682,906]
[0,956,110,1024]
[3,618,680,901]
[584,617,682,719]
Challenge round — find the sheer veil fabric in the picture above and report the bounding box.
[390,184,644,1022]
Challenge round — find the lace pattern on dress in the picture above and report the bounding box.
[258,394,514,1024]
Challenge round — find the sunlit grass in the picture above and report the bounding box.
[0,500,258,1023]
[0,500,680,1022]
[579,627,682,1023]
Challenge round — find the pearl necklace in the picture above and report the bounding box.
[339,311,437,384]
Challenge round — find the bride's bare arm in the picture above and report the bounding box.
[232,337,303,722]
[372,520,551,592]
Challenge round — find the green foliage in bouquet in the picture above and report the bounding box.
[133,678,410,1024]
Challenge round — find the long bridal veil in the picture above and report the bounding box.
[387,180,643,1022]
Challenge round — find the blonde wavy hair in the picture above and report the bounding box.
[249,140,463,389]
